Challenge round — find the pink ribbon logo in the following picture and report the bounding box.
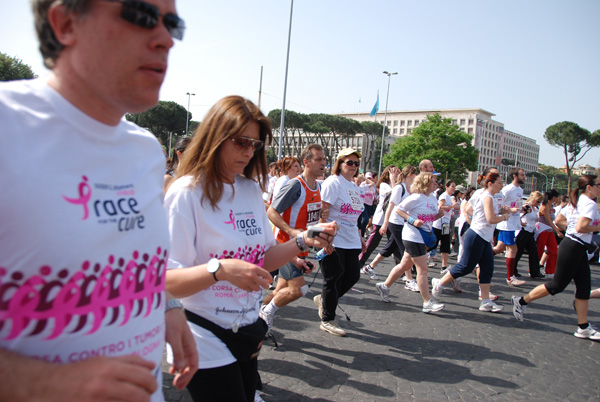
[63,176,92,220]
[224,209,236,230]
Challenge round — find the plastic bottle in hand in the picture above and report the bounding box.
[315,248,328,261]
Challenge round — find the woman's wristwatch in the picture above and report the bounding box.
[165,298,183,312]
[296,231,308,252]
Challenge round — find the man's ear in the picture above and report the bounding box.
[47,2,77,47]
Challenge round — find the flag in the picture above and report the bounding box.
[370,91,379,117]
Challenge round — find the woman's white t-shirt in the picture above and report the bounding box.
[433,191,454,229]
[372,182,392,226]
[399,193,439,244]
[390,183,409,226]
[272,175,291,200]
[566,195,600,244]
[321,174,364,249]
[470,191,498,242]
[165,175,276,369]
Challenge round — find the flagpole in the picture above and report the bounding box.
[378,71,397,177]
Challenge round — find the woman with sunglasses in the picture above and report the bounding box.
[314,148,365,337]
[512,175,600,341]
[164,96,336,401]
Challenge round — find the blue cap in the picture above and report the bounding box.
[432,170,441,175]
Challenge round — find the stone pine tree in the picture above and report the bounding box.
[544,121,600,194]
[383,113,478,184]
[0,52,37,81]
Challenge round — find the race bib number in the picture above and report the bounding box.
[307,202,321,226]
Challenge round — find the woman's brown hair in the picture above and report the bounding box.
[177,96,272,210]
[570,175,598,207]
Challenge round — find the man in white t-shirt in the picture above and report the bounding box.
[496,168,526,286]
[0,1,197,401]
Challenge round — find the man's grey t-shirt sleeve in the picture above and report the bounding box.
[270,180,302,213]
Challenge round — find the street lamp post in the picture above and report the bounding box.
[378,71,397,177]
[185,92,195,135]
[278,0,294,160]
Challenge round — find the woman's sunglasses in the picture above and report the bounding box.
[342,160,360,167]
[231,137,264,152]
[103,0,186,40]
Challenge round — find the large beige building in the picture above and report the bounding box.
[338,108,540,192]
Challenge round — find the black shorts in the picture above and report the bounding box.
[403,239,427,258]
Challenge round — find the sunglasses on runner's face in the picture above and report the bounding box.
[342,160,360,167]
[103,0,185,40]
[231,137,264,152]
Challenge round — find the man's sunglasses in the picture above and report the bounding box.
[103,0,185,40]
[231,137,264,152]
[342,160,360,167]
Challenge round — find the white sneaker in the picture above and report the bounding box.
[313,294,324,320]
[376,282,391,302]
[404,279,420,292]
[479,300,504,313]
[428,261,437,268]
[254,391,266,402]
[423,299,445,313]
[400,275,408,283]
[574,324,600,341]
[511,295,526,321]
[507,276,526,286]
[431,278,443,300]
[259,305,275,334]
[361,264,377,280]
[320,320,346,336]
[449,251,457,257]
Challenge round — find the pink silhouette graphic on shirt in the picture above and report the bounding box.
[63,176,92,220]
[224,210,236,230]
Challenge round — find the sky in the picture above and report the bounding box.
[1,0,599,168]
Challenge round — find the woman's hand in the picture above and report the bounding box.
[379,222,388,236]
[304,221,338,249]
[413,219,424,228]
[219,259,273,292]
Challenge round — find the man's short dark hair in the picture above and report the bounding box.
[300,143,324,162]
[32,0,92,69]
[509,167,523,180]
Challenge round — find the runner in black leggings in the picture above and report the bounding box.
[512,175,600,341]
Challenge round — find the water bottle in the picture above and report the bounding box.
[314,248,328,261]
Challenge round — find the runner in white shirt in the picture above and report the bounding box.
[514,192,545,278]
[363,166,418,290]
[315,148,365,337]
[512,175,600,341]
[359,166,402,268]
[0,2,197,400]
[433,172,511,313]
[495,168,526,286]
[432,181,460,273]
[375,173,446,313]
[164,96,336,400]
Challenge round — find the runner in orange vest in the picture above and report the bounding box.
[260,144,328,335]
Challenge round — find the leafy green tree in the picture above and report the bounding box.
[383,114,478,184]
[0,53,37,81]
[126,100,189,146]
[544,122,600,193]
